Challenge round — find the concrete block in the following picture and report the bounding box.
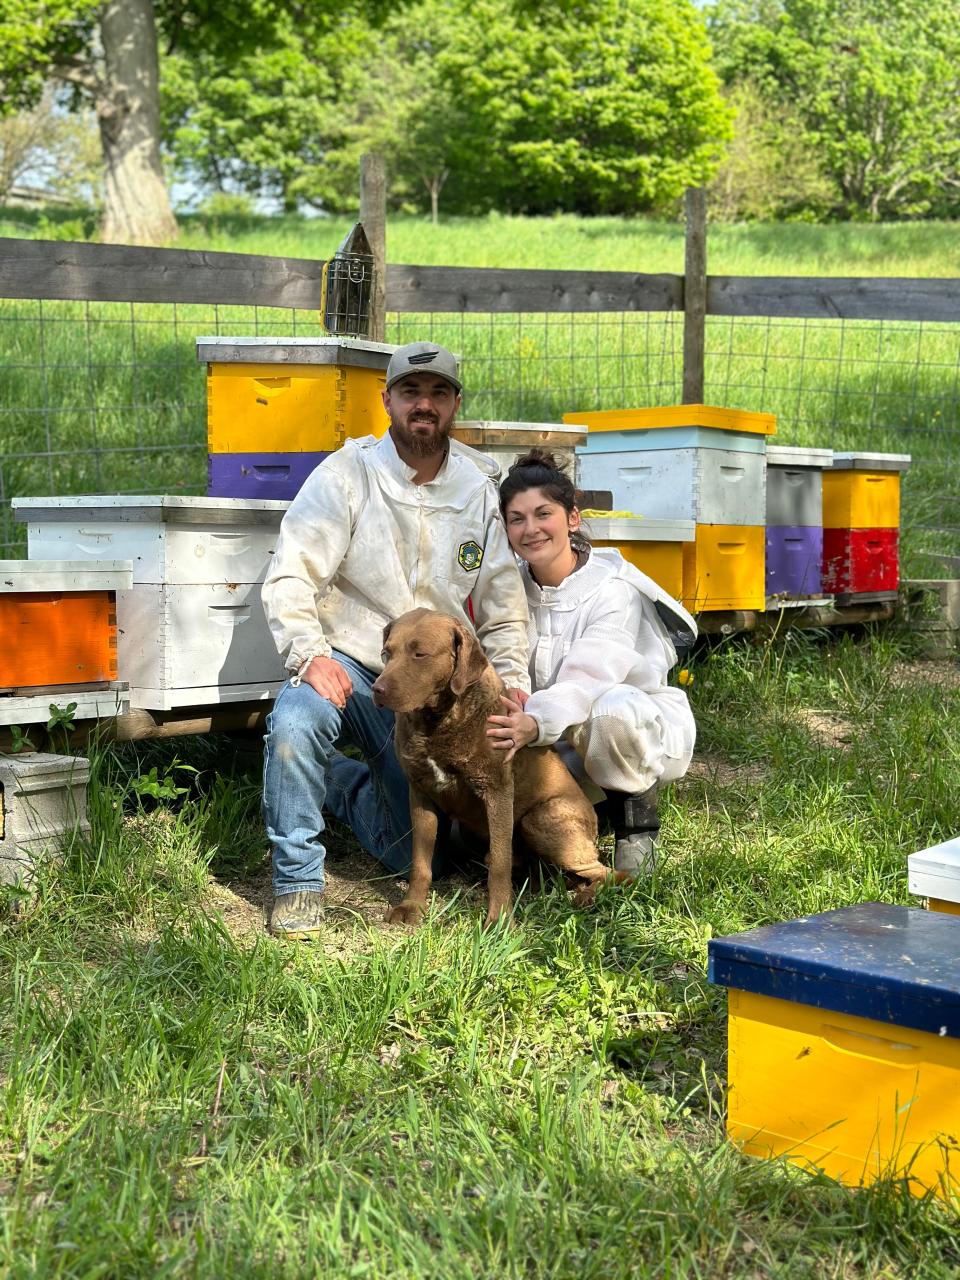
[0,752,91,886]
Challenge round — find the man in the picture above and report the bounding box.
[261,341,531,939]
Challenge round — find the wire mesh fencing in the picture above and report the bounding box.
[1,296,957,573]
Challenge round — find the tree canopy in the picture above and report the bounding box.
[165,0,734,220]
[708,0,960,220]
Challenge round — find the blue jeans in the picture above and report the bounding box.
[262,651,413,896]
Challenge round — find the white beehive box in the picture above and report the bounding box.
[908,837,960,909]
[0,752,91,886]
[13,496,290,710]
[576,444,765,525]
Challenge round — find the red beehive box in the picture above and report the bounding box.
[821,528,899,595]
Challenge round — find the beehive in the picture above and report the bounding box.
[0,752,91,886]
[14,497,289,710]
[450,421,585,478]
[198,336,395,500]
[581,516,695,598]
[821,453,910,599]
[909,837,960,916]
[709,903,960,1199]
[0,560,131,691]
[765,446,832,602]
[681,525,766,612]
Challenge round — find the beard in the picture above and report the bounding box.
[389,411,453,457]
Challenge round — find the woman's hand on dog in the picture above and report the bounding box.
[487,694,539,763]
[300,655,354,707]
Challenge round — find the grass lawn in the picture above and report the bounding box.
[2,626,959,1277]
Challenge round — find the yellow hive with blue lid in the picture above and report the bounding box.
[708,903,960,1199]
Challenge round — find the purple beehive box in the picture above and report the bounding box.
[208,452,329,501]
[765,526,823,598]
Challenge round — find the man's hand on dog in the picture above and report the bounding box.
[487,693,539,763]
[300,656,354,707]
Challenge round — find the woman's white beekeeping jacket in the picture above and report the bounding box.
[523,546,697,767]
[262,432,531,689]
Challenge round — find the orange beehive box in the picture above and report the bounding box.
[0,561,132,690]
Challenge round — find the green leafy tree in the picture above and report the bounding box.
[709,0,960,220]
[165,0,733,220]
[707,81,836,221]
[0,1,393,244]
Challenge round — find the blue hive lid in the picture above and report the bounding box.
[708,903,960,1039]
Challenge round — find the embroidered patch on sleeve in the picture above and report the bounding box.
[458,540,483,571]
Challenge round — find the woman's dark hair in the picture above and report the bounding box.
[499,448,590,552]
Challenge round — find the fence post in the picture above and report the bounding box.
[360,153,387,342]
[682,187,707,404]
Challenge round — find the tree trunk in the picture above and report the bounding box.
[98,0,178,245]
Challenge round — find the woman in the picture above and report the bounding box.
[486,449,697,875]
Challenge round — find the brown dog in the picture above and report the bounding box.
[371,607,620,926]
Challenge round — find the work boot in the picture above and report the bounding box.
[268,890,326,939]
[608,787,660,878]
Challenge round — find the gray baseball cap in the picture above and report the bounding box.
[385,341,462,393]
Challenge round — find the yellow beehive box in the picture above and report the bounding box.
[197,337,395,454]
[822,452,911,530]
[584,516,694,598]
[681,525,765,612]
[909,837,960,916]
[710,904,960,1200]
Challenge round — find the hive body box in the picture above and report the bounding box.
[199,336,395,501]
[909,837,960,916]
[0,559,131,691]
[709,903,960,1199]
[567,406,775,611]
[581,517,695,598]
[450,421,585,478]
[0,752,91,886]
[14,496,290,710]
[765,446,832,602]
[822,453,910,597]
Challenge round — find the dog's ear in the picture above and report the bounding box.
[382,619,394,645]
[450,618,489,695]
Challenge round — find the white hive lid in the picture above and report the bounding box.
[908,837,960,900]
[766,445,834,469]
[195,335,395,367]
[583,516,696,543]
[12,495,290,525]
[830,452,911,472]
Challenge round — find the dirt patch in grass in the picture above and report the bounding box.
[684,753,767,788]
[794,707,856,749]
[889,658,960,690]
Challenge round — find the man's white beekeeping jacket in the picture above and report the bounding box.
[523,546,697,758]
[262,431,531,689]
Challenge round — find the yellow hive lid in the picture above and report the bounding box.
[562,404,777,436]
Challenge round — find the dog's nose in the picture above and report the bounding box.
[371,680,388,709]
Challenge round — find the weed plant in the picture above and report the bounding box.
[1,627,959,1277]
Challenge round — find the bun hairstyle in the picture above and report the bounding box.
[498,448,590,553]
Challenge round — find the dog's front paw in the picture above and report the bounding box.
[483,897,514,930]
[385,900,427,927]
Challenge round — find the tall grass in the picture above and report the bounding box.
[2,628,959,1276]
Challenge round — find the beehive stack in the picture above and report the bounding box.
[198,336,395,501]
[764,445,833,603]
[909,837,960,916]
[450,421,585,477]
[821,452,910,600]
[565,404,776,610]
[709,902,960,1201]
[14,496,289,711]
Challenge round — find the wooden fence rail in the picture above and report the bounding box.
[1,237,958,323]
